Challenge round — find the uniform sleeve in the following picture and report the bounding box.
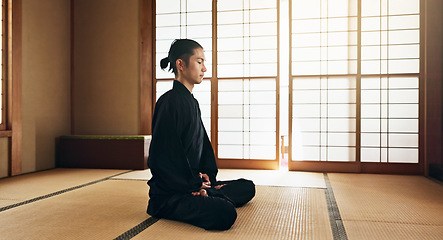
[199,124,218,184]
[148,98,202,193]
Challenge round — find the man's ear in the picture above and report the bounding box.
[176,59,184,71]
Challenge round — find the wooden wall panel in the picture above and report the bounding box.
[73,0,140,135]
[21,0,71,173]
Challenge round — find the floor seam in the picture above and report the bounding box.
[324,173,348,240]
[113,217,159,240]
[109,178,149,182]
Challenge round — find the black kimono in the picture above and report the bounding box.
[147,80,255,230]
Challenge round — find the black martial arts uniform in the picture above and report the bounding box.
[147,80,255,230]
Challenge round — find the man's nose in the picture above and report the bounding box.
[202,63,207,72]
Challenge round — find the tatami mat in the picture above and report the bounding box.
[3,169,442,240]
[0,180,150,240]
[0,168,127,201]
[329,173,443,240]
[133,185,333,240]
[217,169,326,188]
[344,220,443,240]
[112,169,152,181]
[112,169,326,188]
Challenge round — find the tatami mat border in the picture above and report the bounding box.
[114,217,159,240]
[110,178,148,182]
[0,170,133,213]
[324,173,348,240]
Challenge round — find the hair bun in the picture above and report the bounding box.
[160,57,170,70]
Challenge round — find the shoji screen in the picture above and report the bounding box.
[291,0,358,162]
[217,0,279,161]
[155,0,212,134]
[290,0,420,165]
[360,0,420,163]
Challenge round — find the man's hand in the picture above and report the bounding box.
[199,173,211,189]
[191,189,208,197]
[191,173,211,197]
[214,184,226,189]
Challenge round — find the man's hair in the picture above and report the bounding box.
[160,39,203,76]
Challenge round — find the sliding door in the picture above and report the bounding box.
[216,0,280,169]
[359,0,421,173]
[289,0,422,174]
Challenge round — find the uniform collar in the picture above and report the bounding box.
[173,80,193,97]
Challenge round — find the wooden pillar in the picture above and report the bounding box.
[10,0,22,176]
[424,0,443,178]
[140,0,155,135]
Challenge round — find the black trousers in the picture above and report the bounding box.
[156,178,255,231]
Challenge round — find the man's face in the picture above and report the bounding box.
[181,47,207,85]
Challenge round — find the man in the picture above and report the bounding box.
[147,39,255,230]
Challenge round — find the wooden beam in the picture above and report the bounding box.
[0,130,11,137]
[0,0,6,131]
[211,0,218,156]
[217,159,279,170]
[6,0,12,130]
[10,0,22,176]
[289,161,361,173]
[70,0,75,134]
[140,0,154,135]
